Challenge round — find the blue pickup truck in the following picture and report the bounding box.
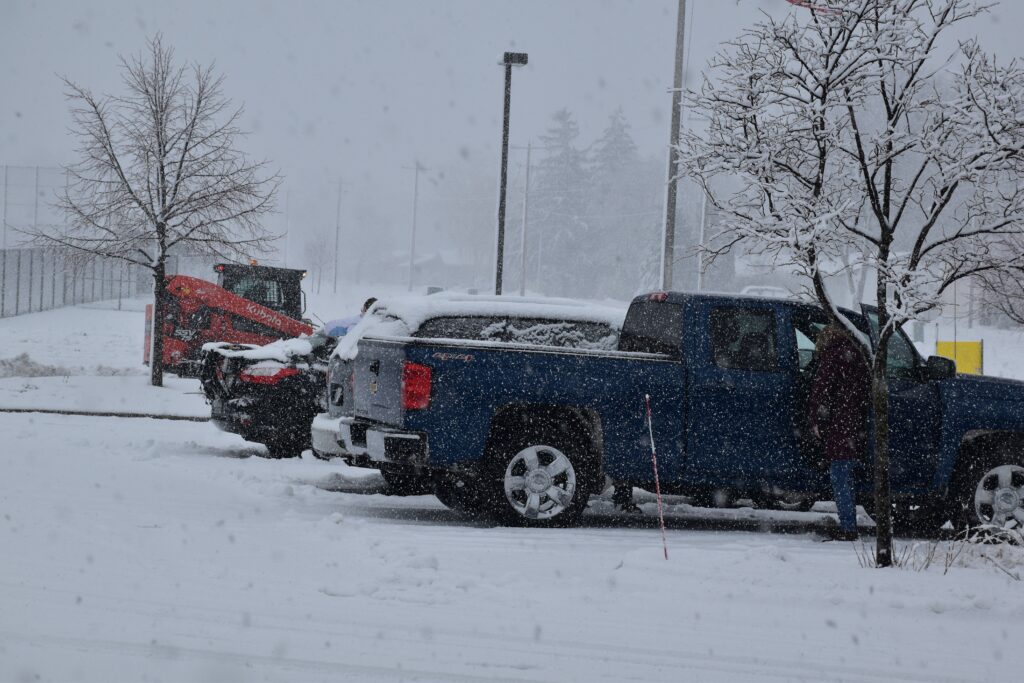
[335,291,1024,532]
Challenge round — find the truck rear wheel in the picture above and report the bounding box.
[483,427,592,527]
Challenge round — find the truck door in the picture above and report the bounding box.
[861,308,943,490]
[685,302,801,490]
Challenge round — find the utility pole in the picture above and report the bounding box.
[511,142,549,295]
[404,161,426,292]
[33,166,39,234]
[518,141,532,296]
[283,189,291,268]
[1,166,6,317]
[660,0,687,291]
[333,181,342,294]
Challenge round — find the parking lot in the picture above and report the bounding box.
[1,410,1016,682]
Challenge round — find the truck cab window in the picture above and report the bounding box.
[865,312,919,378]
[710,308,777,372]
[230,276,284,310]
[790,313,828,371]
[885,329,918,377]
[619,302,684,356]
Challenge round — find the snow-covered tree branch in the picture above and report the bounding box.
[679,0,1024,566]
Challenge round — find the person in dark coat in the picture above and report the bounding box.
[808,323,871,540]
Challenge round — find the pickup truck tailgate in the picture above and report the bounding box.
[352,339,406,426]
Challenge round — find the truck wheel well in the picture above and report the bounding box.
[952,430,1024,495]
[950,430,1024,528]
[485,404,604,493]
[957,431,1024,468]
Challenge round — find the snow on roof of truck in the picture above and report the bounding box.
[333,292,626,360]
[376,292,625,328]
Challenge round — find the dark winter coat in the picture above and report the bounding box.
[807,325,871,462]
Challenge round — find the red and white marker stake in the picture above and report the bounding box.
[645,394,669,560]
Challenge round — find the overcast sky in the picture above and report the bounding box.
[3,0,1022,267]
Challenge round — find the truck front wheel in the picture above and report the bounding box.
[960,462,1024,530]
[484,429,592,527]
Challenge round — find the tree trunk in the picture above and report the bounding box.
[149,261,166,387]
[871,352,893,567]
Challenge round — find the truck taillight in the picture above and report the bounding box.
[239,366,300,385]
[401,362,431,410]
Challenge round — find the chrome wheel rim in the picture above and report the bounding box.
[503,445,577,521]
[974,464,1024,529]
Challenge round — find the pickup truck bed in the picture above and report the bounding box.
[350,337,683,481]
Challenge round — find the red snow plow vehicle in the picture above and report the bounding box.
[144,262,314,377]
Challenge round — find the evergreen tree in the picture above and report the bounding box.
[586,109,661,299]
[532,109,589,296]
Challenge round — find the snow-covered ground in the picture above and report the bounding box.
[1,298,1023,681]
[0,298,149,375]
[2,413,1021,683]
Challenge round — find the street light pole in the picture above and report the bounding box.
[495,51,528,296]
[661,0,687,291]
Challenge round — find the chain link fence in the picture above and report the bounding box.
[0,248,147,318]
[0,165,229,318]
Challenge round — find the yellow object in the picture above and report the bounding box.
[935,340,983,375]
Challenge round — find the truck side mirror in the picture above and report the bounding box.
[925,355,956,381]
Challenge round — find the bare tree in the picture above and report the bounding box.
[28,35,279,386]
[303,232,334,294]
[680,0,1024,566]
[977,263,1024,324]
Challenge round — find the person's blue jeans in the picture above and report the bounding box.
[830,460,857,532]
